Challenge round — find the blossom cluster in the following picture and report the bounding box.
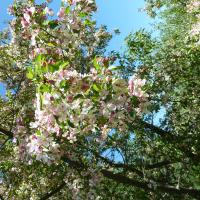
[186,0,200,13]
[8,0,103,67]
[8,0,148,164]
[23,67,148,163]
[187,1,200,45]
[128,76,148,98]
[189,21,200,37]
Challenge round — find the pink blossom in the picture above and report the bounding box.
[128,76,147,98]
[31,29,40,46]
[7,5,14,15]
[187,0,200,12]
[21,7,35,28]
[55,48,62,55]
[21,17,29,28]
[23,12,31,23]
[12,138,17,143]
[44,7,54,16]
[34,47,46,55]
[69,0,82,5]
[57,7,65,18]
[27,7,36,15]
[67,95,74,103]
[67,131,77,143]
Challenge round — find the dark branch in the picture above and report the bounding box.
[0,138,11,150]
[133,118,173,140]
[101,170,200,199]
[92,151,143,176]
[62,156,85,169]
[0,194,4,200]
[62,156,200,199]
[144,160,177,170]
[104,158,178,171]
[0,127,13,138]
[40,181,66,200]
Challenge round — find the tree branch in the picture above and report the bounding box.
[144,160,177,170]
[0,194,4,200]
[0,127,13,138]
[133,118,173,140]
[101,170,200,199]
[40,181,66,200]
[0,138,11,150]
[92,151,143,176]
[132,119,200,163]
[62,156,200,199]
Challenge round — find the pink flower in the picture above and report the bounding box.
[67,95,73,103]
[31,29,40,46]
[21,7,35,28]
[128,76,147,98]
[24,12,31,23]
[69,0,82,5]
[7,5,14,15]
[21,17,29,28]
[44,7,54,16]
[27,7,36,15]
[57,7,65,18]
[34,47,46,55]
[55,48,62,55]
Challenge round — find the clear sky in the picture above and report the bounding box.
[0,0,151,96]
[95,0,151,51]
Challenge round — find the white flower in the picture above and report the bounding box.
[44,7,54,16]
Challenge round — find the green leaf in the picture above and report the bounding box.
[65,7,70,15]
[26,71,34,79]
[48,64,59,73]
[92,83,101,92]
[59,61,69,70]
[98,116,107,124]
[48,20,59,29]
[108,65,124,71]
[84,19,94,27]
[67,120,75,128]
[35,54,42,64]
[39,84,51,93]
[74,94,84,100]
[79,12,88,18]
[47,43,55,47]
[60,80,69,90]
[93,57,101,71]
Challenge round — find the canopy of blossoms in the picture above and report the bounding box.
[7,0,148,164]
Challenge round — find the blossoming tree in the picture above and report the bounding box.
[1,0,200,199]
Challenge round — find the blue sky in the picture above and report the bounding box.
[95,0,151,51]
[0,0,151,96]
